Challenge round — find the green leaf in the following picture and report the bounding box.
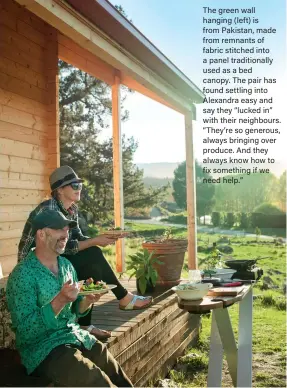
[128,271,136,281]
[150,269,158,286]
[136,268,145,278]
[138,275,147,294]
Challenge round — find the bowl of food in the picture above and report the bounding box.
[213,268,236,280]
[172,282,213,301]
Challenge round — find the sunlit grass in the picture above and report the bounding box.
[90,222,286,387]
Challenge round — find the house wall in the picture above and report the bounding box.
[0,0,59,276]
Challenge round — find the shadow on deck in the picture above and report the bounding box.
[92,279,201,386]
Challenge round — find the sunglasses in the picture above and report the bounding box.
[70,182,83,191]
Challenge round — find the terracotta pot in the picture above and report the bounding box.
[142,240,188,287]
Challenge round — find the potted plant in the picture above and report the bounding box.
[142,228,188,287]
[127,249,163,295]
[200,243,223,280]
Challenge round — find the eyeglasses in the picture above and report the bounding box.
[70,182,82,191]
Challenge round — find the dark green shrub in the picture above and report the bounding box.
[211,212,221,227]
[253,203,284,215]
[240,212,250,229]
[226,212,235,228]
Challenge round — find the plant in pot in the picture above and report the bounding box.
[200,243,223,281]
[126,249,164,295]
[142,228,188,288]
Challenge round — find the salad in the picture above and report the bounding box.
[176,283,199,291]
[80,278,107,292]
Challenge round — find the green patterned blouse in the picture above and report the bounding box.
[6,251,96,374]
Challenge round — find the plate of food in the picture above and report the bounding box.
[103,228,131,238]
[78,278,117,295]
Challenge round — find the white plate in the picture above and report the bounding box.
[79,284,117,295]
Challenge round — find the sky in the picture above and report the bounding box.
[107,0,286,172]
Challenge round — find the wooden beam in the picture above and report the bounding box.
[45,27,60,172]
[58,33,115,85]
[14,0,193,114]
[112,74,125,273]
[185,106,197,269]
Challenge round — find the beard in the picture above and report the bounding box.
[45,233,67,255]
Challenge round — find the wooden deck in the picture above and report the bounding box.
[91,280,201,386]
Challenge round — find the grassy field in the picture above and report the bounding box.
[92,222,286,387]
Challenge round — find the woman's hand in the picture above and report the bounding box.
[91,235,118,247]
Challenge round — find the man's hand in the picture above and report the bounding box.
[78,292,105,314]
[58,279,79,303]
[91,235,118,247]
[51,279,79,316]
[84,294,102,304]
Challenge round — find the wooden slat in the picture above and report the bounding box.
[0,123,47,146]
[45,31,60,170]
[16,19,46,48]
[116,307,184,366]
[0,138,48,161]
[0,154,48,174]
[0,55,47,89]
[58,33,115,85]
[108,296,179,357]
[136,319,200,386]
[0,211,30,222]
[0,204,34,213]
[0,228,22,240]
[0,221,25,231]
[133,320,192,383]
[0,204,33,222]
[0,88,50,118]
[0,254,17,276]
[0,71,48,104]
[0,8,17,30]
[0,40,45,75]
[1,0,50,36]
[0,238,19,257]
[0,24,45,62]
[0,104,47,132]
[121,311,189,377]
[0,187,47,205]
[0,178,49,190]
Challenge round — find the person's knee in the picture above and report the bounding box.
[84,246,103,255]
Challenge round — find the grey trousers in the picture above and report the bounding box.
[33,342,133,387]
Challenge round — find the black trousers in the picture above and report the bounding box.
[64,246,128,325]
[33,342,133,387]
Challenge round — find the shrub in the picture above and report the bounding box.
[226,212,235,228]
[250,213,286,228]
[254,203,284,215]
[162,214,187,225]
[240,212,250,229]
[211,212,221,227]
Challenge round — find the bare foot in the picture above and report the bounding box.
[119,292,152,309]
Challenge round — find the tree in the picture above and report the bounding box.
[59,60,167,222]
[214,173,278,212]
[277,171,286,212]
[253,203,284,215]
[172,161,215,219]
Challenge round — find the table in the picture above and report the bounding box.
[178,285,253,388]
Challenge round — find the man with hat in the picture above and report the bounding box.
[18,166,152,331]
[7,209,133,387]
